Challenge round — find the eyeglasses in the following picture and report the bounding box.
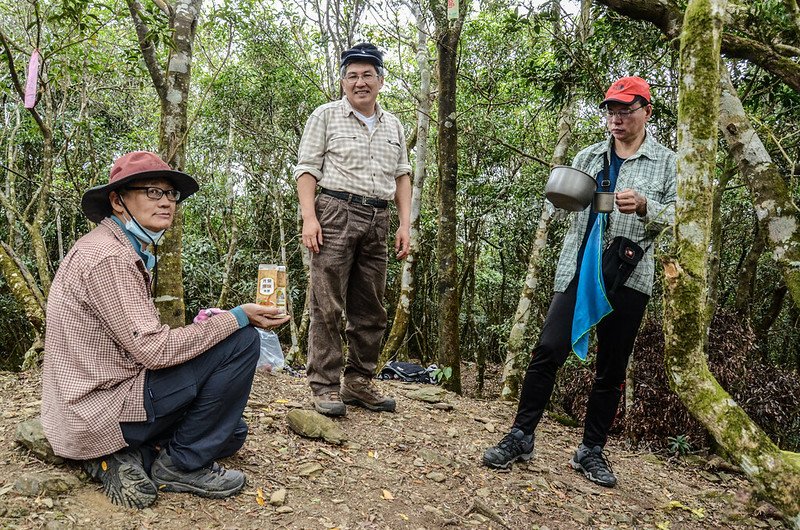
[603,106,645,119]
[126,186,181,202]
[343,72,378,84]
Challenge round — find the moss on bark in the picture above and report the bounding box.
[665,0,800,526]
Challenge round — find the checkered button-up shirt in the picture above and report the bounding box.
[553,133,677,296]
[293,96,412,200]
[41,218,241,459]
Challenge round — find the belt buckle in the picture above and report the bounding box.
[360,195,370,206]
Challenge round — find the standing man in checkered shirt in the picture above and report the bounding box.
[483,77,677,488]
[294,43,412,417]
[41,151,289,508]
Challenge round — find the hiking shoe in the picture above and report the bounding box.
[313,390,347,416]
[570,443,617,487]
[341,375,396,412]
[150,450,246,499]
[83,448,157,509]
[482,428,534,469]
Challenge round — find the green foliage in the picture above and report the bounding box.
[431,365,453,384]
[668,434,692,455]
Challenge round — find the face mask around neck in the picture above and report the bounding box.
[122,213,165,247]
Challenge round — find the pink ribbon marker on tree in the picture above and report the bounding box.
[24,49,40,109]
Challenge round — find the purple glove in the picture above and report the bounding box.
[193,308,227,324]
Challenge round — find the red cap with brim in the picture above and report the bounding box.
[80,151,199,222]
[600,76,651,107]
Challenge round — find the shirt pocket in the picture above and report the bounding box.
[328,134,358,152]
[376,135,403,177]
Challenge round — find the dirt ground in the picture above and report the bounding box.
[0,367,788,529]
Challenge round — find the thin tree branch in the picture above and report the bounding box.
[126,0,167,100]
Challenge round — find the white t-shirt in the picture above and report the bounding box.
[353,109,378,132]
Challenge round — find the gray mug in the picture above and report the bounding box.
[593,191,615,213]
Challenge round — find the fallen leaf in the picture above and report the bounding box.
[397,513,409,521]
[691,507,705,519]
[256,487,265,506]
[656,522,670,530]
[382,489,394,500]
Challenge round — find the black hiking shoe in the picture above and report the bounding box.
[482,428,534,469]
[570,443,617,487]
[83,448,157,509]
[150,449,246,499]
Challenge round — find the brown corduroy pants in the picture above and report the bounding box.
[306,193,390,394]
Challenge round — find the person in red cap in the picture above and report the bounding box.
[483,76,677,488]
[294,43,412,417]
[41,151,290,508]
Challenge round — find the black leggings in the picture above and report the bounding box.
[512,277,649,448]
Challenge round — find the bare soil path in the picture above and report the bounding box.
[0,369,786,529]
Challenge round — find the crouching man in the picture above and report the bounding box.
[41,151,290,508]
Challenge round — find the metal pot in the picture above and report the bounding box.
[544,165,595,211]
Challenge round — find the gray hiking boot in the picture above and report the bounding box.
[570,443,617,487]
[313,390,347,417]
[83,448,157,509]
[482,428,534,469]
[341,375,396,412]
[150,450,246,498]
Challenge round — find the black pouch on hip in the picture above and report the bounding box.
[602,236,646,294]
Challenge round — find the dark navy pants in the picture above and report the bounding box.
[512,277,649,448]
[121,326,260,471]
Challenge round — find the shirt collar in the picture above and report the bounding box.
[107,215,155,270]
[341,95,384,121]
[590,131,662,161]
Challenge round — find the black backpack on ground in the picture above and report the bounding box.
[377,361,437,384]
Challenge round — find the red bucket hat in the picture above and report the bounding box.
[600,76,651,107]
[81,151,199,222]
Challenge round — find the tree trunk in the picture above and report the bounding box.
[127,0,203,327]
[500,101,574,400]
[287,205,311,366]
[382,4,432,363]
[217,118,238,308]
[500,0,590,401]
[717,66,800,310]
[663,0,800,526]
[733,220,765,315]
[754,284,786,350]
[0,242,45,336]
[431,4,465,393]
[706,163,734,313]
[271,186,301,363]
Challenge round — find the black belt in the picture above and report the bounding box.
[320,188,388,209]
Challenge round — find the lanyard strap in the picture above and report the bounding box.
[601,151,611,192]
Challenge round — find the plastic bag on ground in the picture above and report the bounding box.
[256,328,284,372]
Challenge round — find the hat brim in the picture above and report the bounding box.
[80,169,199,223]
[599,95,649,108]
[341,52,383,69]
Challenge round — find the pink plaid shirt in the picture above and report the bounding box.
[41,218,240,459]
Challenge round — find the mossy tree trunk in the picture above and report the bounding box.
[717,66,800,310]
[664,0,800,526]
[382,4,432,364]
[430,1,465,393]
